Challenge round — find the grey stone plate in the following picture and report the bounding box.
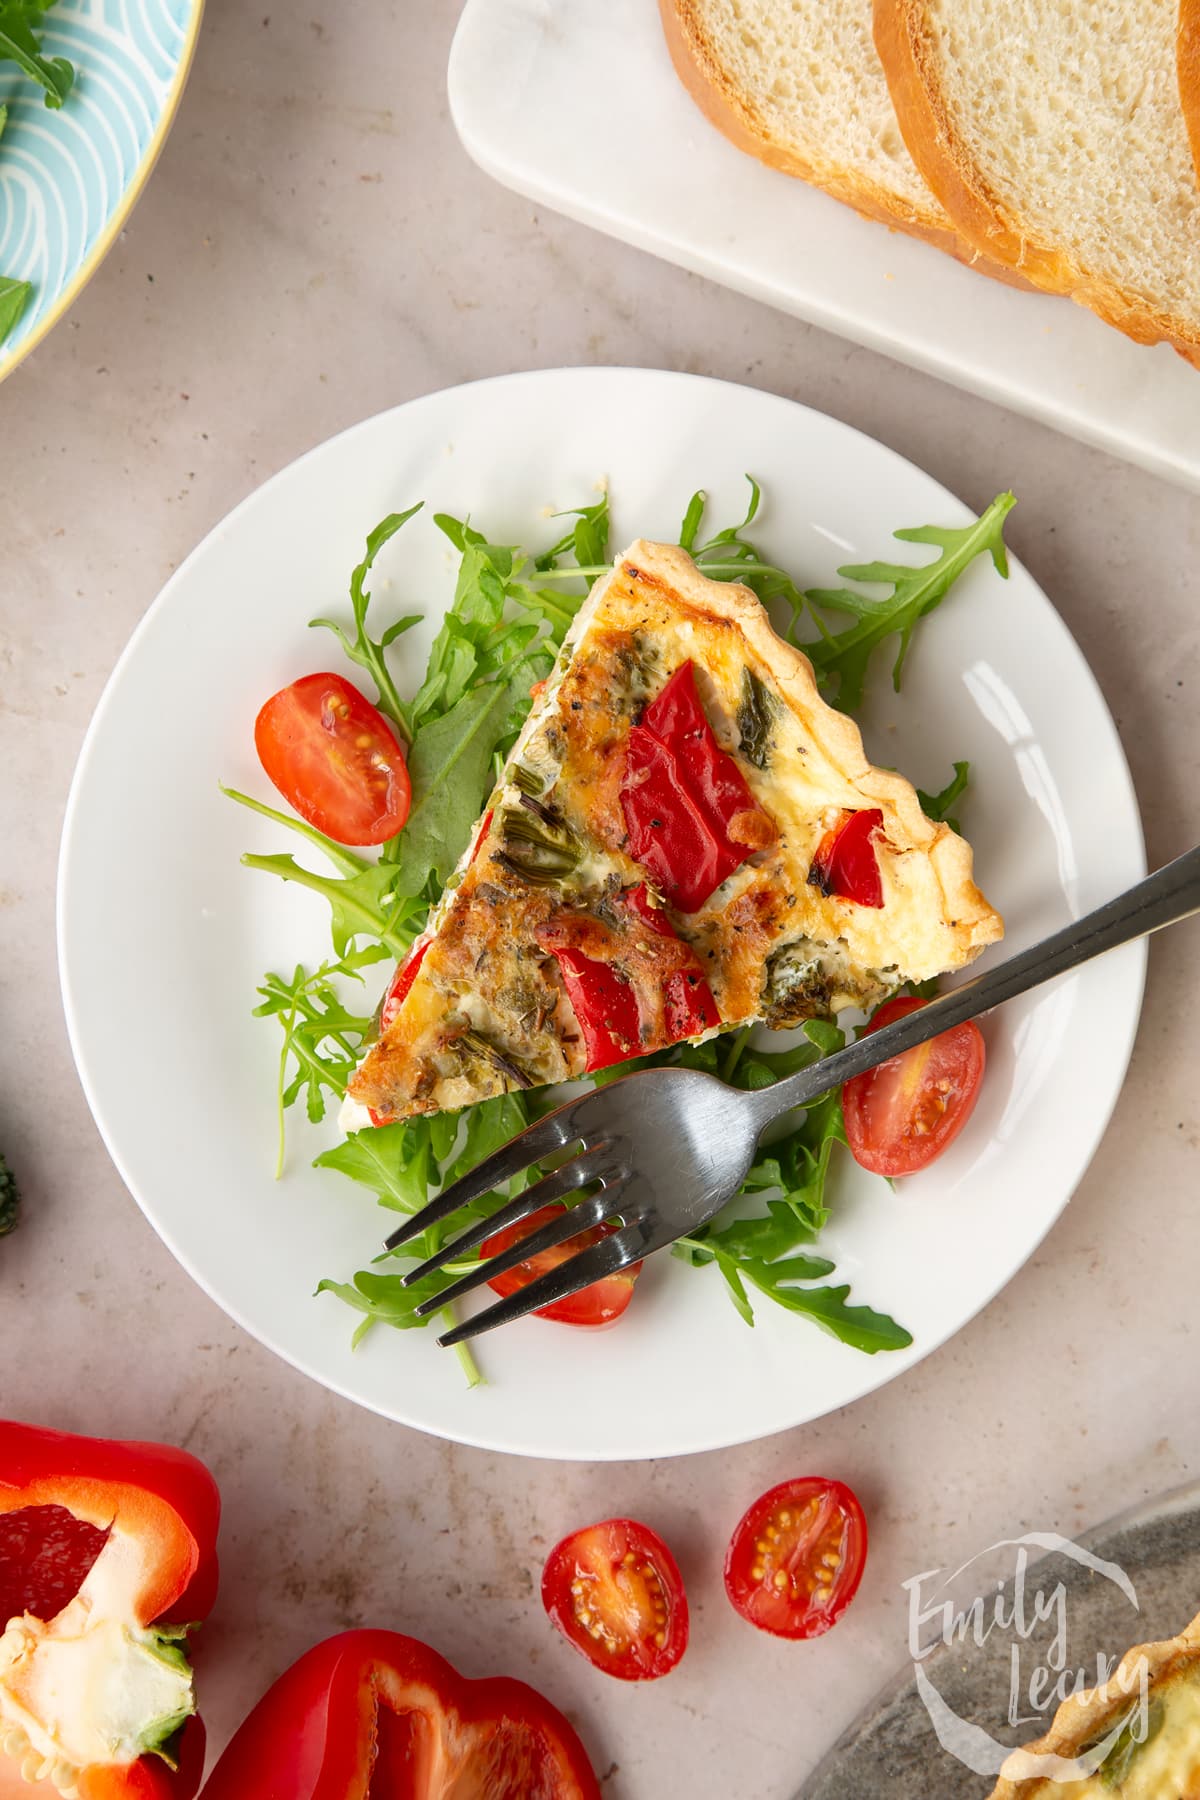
[800,1483,1200,1799]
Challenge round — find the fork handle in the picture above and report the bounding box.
[748,843,1200,1131]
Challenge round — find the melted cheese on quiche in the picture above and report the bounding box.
[347,540,1002,1122]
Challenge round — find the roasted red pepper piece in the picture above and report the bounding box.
[201,1628,601,1800]
[551,949,642,1072]
[808,808,885,908]
[378,939,431,1036]
[468,807,496,869]
[0,1421,219,1800]
[619,886,720,1039]
[373,807,492,1078]
[619,662,775,912]
[367,941,436,1121]
[543,886,721,1072]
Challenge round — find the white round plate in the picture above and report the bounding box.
[58,368,1145,1461]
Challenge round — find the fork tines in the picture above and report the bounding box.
[437,1221,645,1348]
[381,1098,644,1346]
[382,1108,583,1253]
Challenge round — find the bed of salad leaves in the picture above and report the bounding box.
[226,480,1015,1384]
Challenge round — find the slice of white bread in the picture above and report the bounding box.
[874,0,1200,362]
[659,0,982,262]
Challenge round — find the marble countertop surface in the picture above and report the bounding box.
[1,4,1198,1796]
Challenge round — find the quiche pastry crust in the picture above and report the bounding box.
[988,1609,1200,1797]
[348,540,1002,1122]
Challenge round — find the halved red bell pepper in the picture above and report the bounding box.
[200,1628,600,1800]
[0,1420,219,1800]
[808,808,885,908]
[619,661,775,912]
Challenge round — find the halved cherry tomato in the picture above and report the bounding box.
[255,672,410,846]
[808,808,884,907]
[843,995,986,1176]
[724,1477,867,1640]
[481,1203,641,1326]
[542,1518,688,1680]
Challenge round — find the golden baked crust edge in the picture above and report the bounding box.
[873,0,1200,360]
[619,538,1003,953]
[1178,0,1200,189]
[986,1610,1200,1796]
[658,0,1039,281]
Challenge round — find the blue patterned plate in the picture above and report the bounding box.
[0,0,203,382]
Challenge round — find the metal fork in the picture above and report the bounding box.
[384,845,1200,1347]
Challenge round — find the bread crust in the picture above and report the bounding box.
[1179,0,1200,186]
[986,1608,1200,1796]
[874,0,1200,359]
[659,0,1010,276]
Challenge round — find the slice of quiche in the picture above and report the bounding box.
[345,540,1002,1123]
[988,1608,1200,1798]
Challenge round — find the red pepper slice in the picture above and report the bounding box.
[367,942,434,1125]
[200,1628,601,1800]
[619,886,721,1039]
[620,662,773,913]
[468,806,496,868]
[808,808,885,908]
[373,806,491,1063]
[544,887,721,1072]
[551,949,642,1072]
[378,939,431,1036]
[0,1421,220,1800]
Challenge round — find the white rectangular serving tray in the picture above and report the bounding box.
[449,0,1200,492]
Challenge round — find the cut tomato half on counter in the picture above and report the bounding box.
[842,995,986,1176]
[481,1204,641,1326]
[542,1518,688,1680]
[255,672,411,846]
[724,1476,867,1640]
[199,1627,600,1800]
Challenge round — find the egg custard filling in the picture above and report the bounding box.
[346,540,1003,1124]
